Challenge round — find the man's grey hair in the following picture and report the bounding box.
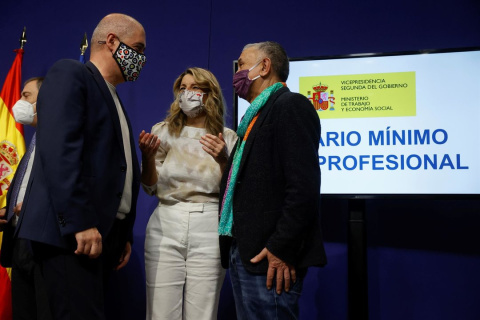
[244,41,289,82]
[91,13,143,51]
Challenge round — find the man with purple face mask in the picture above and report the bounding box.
[219,41,327,319]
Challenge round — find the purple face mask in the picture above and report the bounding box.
[233,60,262,100]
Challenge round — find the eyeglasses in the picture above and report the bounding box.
[98,36,145,53]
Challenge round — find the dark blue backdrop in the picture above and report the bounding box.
[2,1,480,319]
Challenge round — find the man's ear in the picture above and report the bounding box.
[260,58,272,77]
[105,33,118,52]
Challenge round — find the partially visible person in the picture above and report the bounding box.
[139,67,237,320]
[0,77,52,320]
[13,13,145,320]
[218,41,327,319]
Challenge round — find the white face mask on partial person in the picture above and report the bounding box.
[178,89,205,118]
[12,100,37,125]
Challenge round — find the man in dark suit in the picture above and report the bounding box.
[13,13,145,320]
[218,41,327,319]
[0,77,53,320]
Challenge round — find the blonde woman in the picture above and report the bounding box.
[139,67,237,320]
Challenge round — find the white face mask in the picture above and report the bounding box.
[178,89,205,118]
[12,100,36,125]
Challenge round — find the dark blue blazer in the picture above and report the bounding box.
[219,87,327,273]
[15,60,140,250]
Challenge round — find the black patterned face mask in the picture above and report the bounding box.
[113,42,147,82]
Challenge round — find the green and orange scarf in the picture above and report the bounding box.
[218,82,284,236]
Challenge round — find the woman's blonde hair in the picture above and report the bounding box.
[165,67,226,136]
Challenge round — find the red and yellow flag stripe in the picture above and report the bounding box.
[0,49,25,208]
[0,48,25,320]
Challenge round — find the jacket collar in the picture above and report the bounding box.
[85,61,125,150]
[85,62,140,180]
[237,86,290,176]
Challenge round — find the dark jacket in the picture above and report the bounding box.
[14,60,140,250]
[219,86,327,273]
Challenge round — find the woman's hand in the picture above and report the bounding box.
[139,130,161,160]
[139,130,161,187]
[200,133,229,171]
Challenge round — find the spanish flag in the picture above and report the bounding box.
[0,48,24,320]
[0,49,25,206]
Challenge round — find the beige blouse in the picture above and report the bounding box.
[142,122,238,204]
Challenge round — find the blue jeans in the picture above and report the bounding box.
[229,240,304,320]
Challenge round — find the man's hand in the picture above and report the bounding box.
[250,247,296,294]
[115,241,132,270]
[75,227,102,258]
[0,207,7,226]
[13,202,22,217]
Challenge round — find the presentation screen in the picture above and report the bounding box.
[234,48,480,198]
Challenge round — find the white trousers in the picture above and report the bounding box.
[145,202,225,320]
